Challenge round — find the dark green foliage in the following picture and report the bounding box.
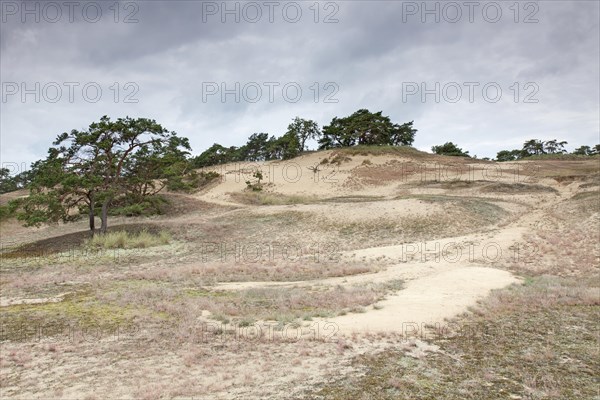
[495,139,600,161]
[0,168,34,194]
[318,109,416,149]
[286,117,321,151]
[573,145,599,156]
[12,116,191,233]
[242,133,273,161]
[167,171,220,193]
[0,205,8,221]
[269,131,301,160]
[0,199,22,222]
[190,112,415,168]
[495,149,522,161]
[431,142,470,157]
[0,168,18,194]
[190,143,245,168]
[521,139,568,157]
[245,170,264,191]
[109,195,169,217]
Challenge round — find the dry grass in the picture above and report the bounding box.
[84,230,172,249]
[127,259,380,284]
[1,223,171,259]
[230,191,385,206]
[351,160,422,186]
[412,179,483,189]
[512,227,599,277]
[304,276,600,400]
[94,279,404,329]
[530,159,599,178]
[320,195,385,203]
[213,200,509,254]
[331,145,430,158]
[1,155,598,399]
[185,282,402,325]
[570,190,599,201]
[229,192,318,206]
[480,182,559,194]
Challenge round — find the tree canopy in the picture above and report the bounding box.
[431,142,470,157]
[573,145,599,156]
[15,116,190,233]
[493,139,595,161]
[318,109,416,149]
[190,117,321,168]
[286,117,321,151]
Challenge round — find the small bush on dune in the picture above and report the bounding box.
[84,230,172,249]
[168,171,221,193]
[109,195,169,217]
[0,204,12,221]
[329,154,352,165]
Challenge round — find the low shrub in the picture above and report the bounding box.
[109,195,169,217]
[167,171,221,193]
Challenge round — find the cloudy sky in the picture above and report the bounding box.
[1,0,599,170]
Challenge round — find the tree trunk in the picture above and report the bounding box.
[89,204,95,234]
[88,193,95,235]
[100,199,110,234]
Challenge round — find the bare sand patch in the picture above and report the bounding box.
[324,267,519,334]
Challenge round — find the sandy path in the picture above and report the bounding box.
[207,182,570,333]
[324,267,519,334]
[213,220,528,292]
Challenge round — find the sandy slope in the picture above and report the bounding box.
[1,152,596,399]
[190,153,597,336]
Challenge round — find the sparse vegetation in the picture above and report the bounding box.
[328,154,352,165]
[230,192,316,205]
[304,276,599,400]
[245,170,265,191]
[109,194,169,216]
[84,230,171,249]
[186,282,403,324]
[480,182,559,194]
[1,148,598,400]
[167,170,220,193]
[333,144,427,157]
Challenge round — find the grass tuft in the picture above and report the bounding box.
[84,230,172,249]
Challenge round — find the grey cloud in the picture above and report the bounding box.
[1,0,598,168]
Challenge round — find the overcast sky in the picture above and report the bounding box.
[1,0,599,171]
